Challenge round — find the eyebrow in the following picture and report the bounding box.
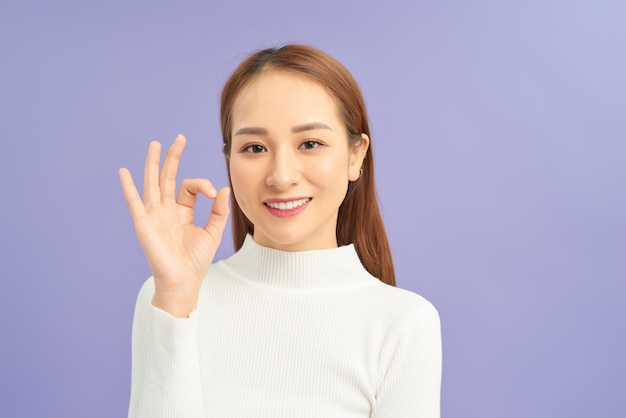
[233,127,268,136]
[233,122,333,137]
[291,122,333,133]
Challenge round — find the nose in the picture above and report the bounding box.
[266,147,301,191]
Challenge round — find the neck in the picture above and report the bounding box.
[222,235,376,290]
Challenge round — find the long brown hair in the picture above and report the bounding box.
[220,44,396,286]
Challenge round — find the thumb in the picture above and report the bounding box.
[204,187,230,240]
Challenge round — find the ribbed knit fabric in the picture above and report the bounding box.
[129,235,441,417]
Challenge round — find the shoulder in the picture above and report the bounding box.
[363,281,440,326]
[343,280,441,355]
[370,283,441,362]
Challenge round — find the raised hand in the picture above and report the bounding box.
[119,134,230,317]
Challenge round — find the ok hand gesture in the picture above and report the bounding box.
[119,134,230,317]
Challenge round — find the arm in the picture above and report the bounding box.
[119,135,230,416]
[372,302,442,418]
[128,279,204,418]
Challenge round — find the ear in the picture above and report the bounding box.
[348,133,370,181]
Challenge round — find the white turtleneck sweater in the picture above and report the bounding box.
[129,236,441,417]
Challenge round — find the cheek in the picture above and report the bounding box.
[308,154,350,194]
[229,159,256,207]
[316,159,342,177]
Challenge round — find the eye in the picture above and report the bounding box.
[242,144,267,153]
[299,140,322,150]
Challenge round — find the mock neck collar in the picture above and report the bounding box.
[221,235,377,290]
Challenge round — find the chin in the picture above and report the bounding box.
[254,232,308,251]
[253,228,333,252]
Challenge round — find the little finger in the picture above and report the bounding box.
[119,168,146,220]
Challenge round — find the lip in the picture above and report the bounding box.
[263,197,312,218]
[263,196,310,204]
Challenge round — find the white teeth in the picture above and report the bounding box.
[266,198,310,210]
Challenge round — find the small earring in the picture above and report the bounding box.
[358,168,363,178]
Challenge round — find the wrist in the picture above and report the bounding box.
[151,287,200,318]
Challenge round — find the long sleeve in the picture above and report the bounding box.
[126,238,442,417]
[128,278,205,418]
[372,302,442,418]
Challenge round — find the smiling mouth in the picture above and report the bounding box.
[264,198,311,210]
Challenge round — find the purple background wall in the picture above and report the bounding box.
[1,1,624,416]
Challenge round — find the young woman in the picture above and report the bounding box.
[119,45,441,417]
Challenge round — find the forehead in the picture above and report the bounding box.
[231,71,342,128]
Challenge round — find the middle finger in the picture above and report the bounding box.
[160,134,186,203]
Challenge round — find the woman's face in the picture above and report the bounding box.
[228,71,368,251]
